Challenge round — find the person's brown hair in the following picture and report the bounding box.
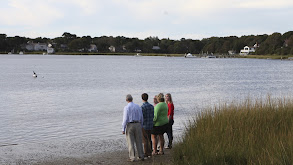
[141,93,148,101]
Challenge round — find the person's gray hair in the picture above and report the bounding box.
[126,94,133,102]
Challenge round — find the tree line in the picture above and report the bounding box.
[1,31,293,55]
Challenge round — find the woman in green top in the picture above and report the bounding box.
[151,93,169,155]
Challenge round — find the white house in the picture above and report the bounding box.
[25,42,48,51]
[109,46,115,52]
[135,49,142,52]
[47,44,54,54]
[47,47,54,54]
[34,43,47,51]
[152,46,160,50]
[24,44,34,51]
[88,44,98,52]
[240,46,255,55]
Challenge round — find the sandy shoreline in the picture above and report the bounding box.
[0,139,173,165]
[34,149,173,165]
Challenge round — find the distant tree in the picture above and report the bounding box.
[93,36,111,52]
[33,37,50,43]
[202,37,221,53]
[282,31,293,40]
[6,36,28,52]
[4,30,293,55]
[172,41,186,53]
[242,35,256,46]
[68,36,92,52]
[62,32,77,45]
[68,38,82,51]
[179,38,190,53]
[186,40,196,54]
[254,34,268,46]
[190,40,204,54]
[290,48,293,55]
[287,35,293,47]
[142,37,156,53]
[0,34,8,52]
[123,38,142,52]
[219,40,231,54]
[279,35,293,55]
[159,38,174,53]
[62,32,77,39]
[256,33,282,54]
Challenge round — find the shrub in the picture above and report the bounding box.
[172,96,293,165]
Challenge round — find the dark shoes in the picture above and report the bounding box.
[138,157,145,161]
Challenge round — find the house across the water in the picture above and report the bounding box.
[239,43,259,55]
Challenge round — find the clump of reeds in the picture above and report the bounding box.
[172,96,293,164]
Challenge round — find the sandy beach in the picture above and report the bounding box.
[35,149,173,165]
[0,139,173,165]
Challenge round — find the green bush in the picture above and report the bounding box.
[172,96,293,165]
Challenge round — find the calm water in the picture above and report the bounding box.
[1,55,293,162]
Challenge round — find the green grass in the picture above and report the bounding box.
[172,96,293,165]
[239,54,293,59]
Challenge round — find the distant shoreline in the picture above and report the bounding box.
[1,52,293,59]
[0,52,183,57]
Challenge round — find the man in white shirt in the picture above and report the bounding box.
[122,94,144,162]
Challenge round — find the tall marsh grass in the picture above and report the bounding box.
[173,96,293,164]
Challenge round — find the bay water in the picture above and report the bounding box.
[0,55,293,163]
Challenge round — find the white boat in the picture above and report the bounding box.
[206,55,216,58]
[184,53,197,58]
[199,51,216,58]
[134,53,142,57]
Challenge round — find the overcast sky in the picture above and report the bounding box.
[0,0,292,40]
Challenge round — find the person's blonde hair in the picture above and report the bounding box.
[165,93,173,103]
[157,93,165,102]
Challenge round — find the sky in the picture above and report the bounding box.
[0,0,293,40]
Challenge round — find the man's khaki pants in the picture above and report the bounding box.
[126,123,144,160]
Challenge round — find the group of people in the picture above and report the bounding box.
[121,93,174,162]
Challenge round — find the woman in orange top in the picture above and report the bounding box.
[165,93,174,149]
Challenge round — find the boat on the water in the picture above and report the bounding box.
[199,51,216,58]
[206,55,216,58]
[134,53,142,57]
[184,53,197,58]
